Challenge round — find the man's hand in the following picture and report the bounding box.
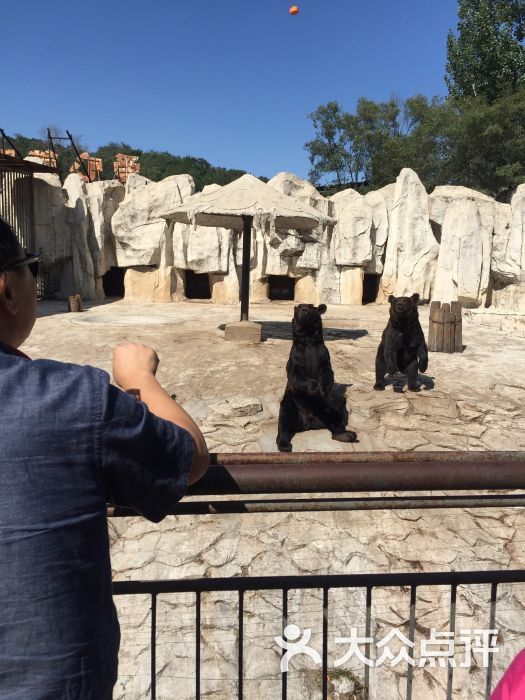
[113,343,160,391]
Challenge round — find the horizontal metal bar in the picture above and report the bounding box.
[108,494,525,517]
[209,451,523,465]
[113,569,525,596]
[188,452,525,496]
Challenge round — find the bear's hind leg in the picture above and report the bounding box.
[276,394,298,452]
[374,351,387,391]
[406,358,421,392]
[332,430,358,443]
[313,400,358,443]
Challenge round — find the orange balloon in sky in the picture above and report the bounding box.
[290,5,299,15]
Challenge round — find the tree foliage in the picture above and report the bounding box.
[5,133,250,192]
[446,0,525,102]
[304,89,525,196]
[304,99,400,186]
[306,1,525,196]
[304,102,355,185]
[6,127,87,182]
[305,96,458,192]
[447,89,525,193]
[368,96,457,190]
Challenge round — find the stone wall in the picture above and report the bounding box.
[28,163,525,314]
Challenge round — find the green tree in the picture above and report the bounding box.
[305,96,455,191]
[92,142,138,180]
[304,102,354,185]
[6,127,87,182]
[446,0,525,102]
[5,130,251,190]
[304,98,401,186]
[370,96,456,190]
[350,97,402,184]
[446,88,525,194]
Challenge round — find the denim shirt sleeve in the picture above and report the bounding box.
[99,376,194,522]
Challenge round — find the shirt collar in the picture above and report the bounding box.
[0,343,31,360]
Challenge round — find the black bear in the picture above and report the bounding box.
[276,303,358,452]
[374,293,428,392]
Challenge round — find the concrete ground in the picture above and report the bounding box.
[23,298,525,453]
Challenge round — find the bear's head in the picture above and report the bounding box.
[388,293,420,322]
[292,303,327,340]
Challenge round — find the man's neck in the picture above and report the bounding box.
[0,342,30,359]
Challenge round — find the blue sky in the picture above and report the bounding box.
[1,0,458,179]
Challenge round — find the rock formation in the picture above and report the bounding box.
[381,168,439,301]
[432,197,492,307]
[491,185,525,313]
[112,174,194,267]
[62,174,97,300]
[85,180,125,296]
[24,161,525,316]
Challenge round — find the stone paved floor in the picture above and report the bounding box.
[24,298,525,454]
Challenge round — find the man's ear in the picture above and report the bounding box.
[388,295,395,303]
[411,293,420,303]
[317,304,327,315]
[0,273,18,316]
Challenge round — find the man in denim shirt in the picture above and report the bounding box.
[0,216,209,698]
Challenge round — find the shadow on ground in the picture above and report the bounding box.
[257,321,369,342]
[383,373,435,392]
[36,298,121,319]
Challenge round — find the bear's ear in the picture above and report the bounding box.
[317,304,327,315]
[411,293,420,303]
[388,295,396,303]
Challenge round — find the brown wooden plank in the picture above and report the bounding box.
[435,304,445,352]
[451,301,463,352]
[444,311,456,353]
[428,301,441,352]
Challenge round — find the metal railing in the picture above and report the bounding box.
[110,451,525,699]
[113,569,525,700]
[0,165,56,298]
[0,169,35,250]
[109,450,525,517]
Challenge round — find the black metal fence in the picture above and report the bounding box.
[110,452,525,700]
[0,168,35,250]
[113,569,525,700]
[35,262,56,300]
[0,165,57,298]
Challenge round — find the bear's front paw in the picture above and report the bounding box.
[373,383,385,391]
[419,360,428,373]
[408,385,421,392]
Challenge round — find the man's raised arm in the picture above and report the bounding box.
[112,343,209,485]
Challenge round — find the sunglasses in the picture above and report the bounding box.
[0,252,40,279]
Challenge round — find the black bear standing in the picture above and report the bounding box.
[374,293,428,392]
[276,304,358,452]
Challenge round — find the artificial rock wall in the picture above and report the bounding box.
[29,165,525,313]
